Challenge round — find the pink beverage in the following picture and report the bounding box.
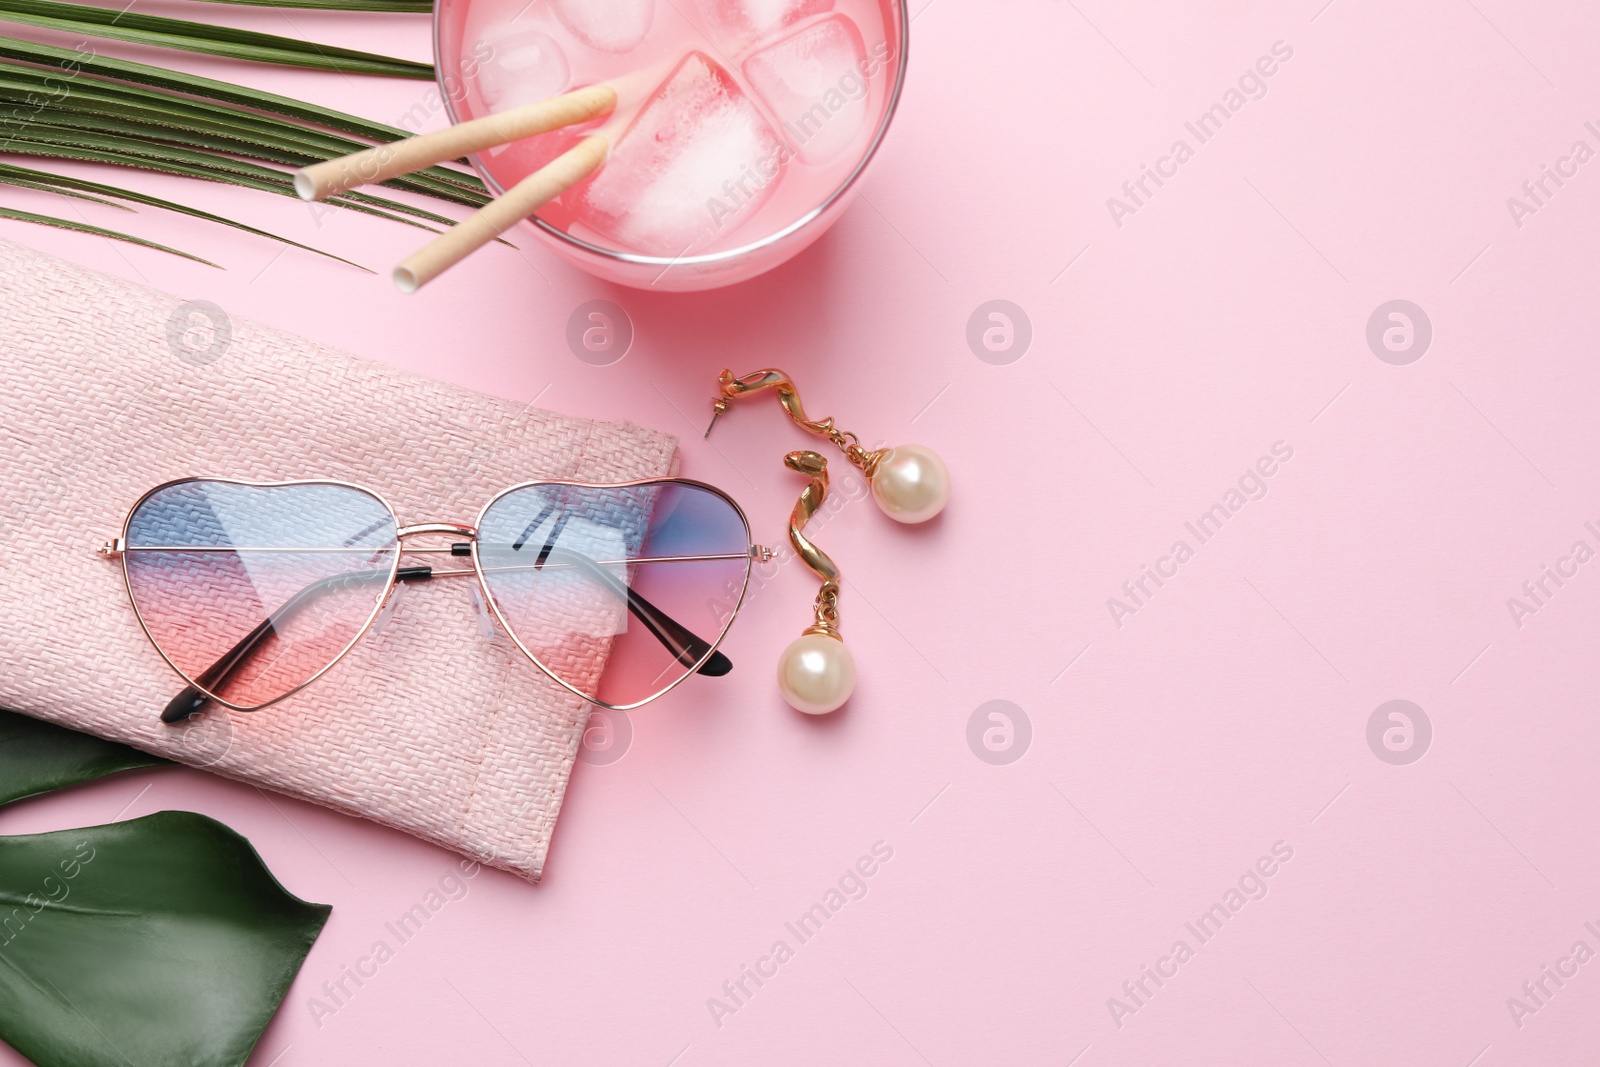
[433,0,907,289]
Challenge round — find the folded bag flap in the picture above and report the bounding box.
[0,238,678,881]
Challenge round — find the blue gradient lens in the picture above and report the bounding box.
[475,481,750,707]
[124,480,398,710]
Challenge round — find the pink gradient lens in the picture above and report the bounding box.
[124,480,399,710]
[475,482,751,708]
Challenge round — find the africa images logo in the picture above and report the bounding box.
[1106,442,1294,628]
[1105,41,1295,229]
[707,841,894,1029]
[1106,841,1294,1029]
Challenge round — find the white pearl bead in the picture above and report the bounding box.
[776,633,856,715]
[870,444,950,524]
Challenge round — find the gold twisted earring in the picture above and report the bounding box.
[775,450,856,714]
[706,369,951,524]
[707,367,951,715]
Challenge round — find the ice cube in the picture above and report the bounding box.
[697,0,832,47]
[552,0,654,53]
[475,27,570,112]
[576,52,785,255]
[745,14,870,165]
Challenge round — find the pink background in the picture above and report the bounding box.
[4,0,1600,1063]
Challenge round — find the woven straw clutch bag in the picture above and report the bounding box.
[0,239,677,881]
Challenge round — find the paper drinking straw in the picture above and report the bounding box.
[391,133,610,294]
[293,82,617,202]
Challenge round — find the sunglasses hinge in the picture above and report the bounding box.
[99,538,126,558]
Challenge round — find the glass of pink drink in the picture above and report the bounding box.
[433,0,907,290]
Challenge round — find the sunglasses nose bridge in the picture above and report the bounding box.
[396,522,478,541]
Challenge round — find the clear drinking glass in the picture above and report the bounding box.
[432,0,909,290]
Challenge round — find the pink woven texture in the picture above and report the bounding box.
[0,238,678,881]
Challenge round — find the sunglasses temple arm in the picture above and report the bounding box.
[161,565,425,723]
[533,546,732,677]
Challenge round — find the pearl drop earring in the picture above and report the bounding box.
[704,368,951,524]
[705,367,950,715]
[774,451,856,715]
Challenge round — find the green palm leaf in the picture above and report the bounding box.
[0,205,221,264]
[27,107,356,166]
[0,68,489,203]
[0,162,376,270]
[0,0,431,77]
[0,170,130,207]
[0,36,433,140]
[0,9,515,269]
[191,0,432,11]
[6,125,455,227]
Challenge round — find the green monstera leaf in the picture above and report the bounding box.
[0,813,332,1066]
[0,711,333,1067]
[0,709,168,808]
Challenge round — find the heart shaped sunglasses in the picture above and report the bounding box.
[99,478,772,722]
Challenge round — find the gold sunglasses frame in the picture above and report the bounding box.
[104,476,766,716]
